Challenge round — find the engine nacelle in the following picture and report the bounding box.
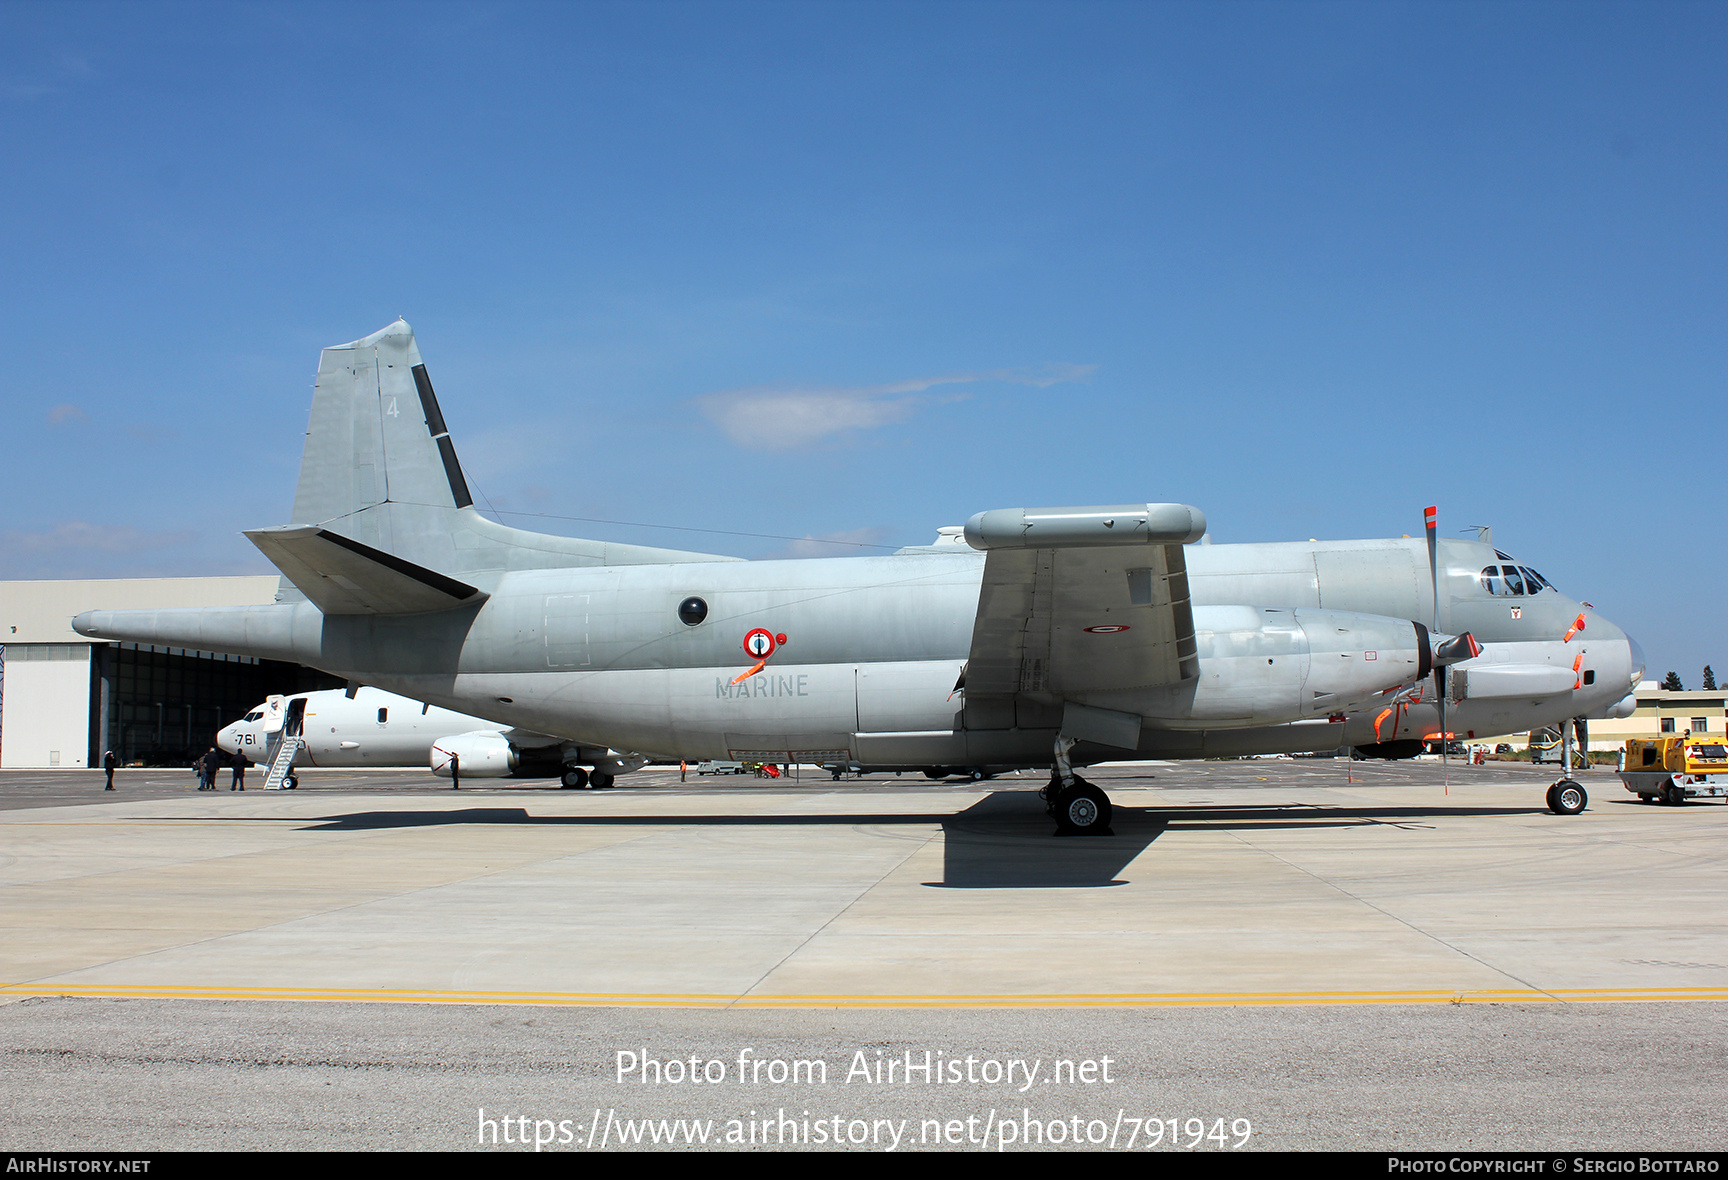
[430,731,517,778]
[1092,606,1433,729]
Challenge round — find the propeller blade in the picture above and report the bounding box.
[1425,506,1448,788]
[1424,505,1440,631]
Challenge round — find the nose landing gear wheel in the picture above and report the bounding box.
[283,775,297,791]
[1546,779,1587,815]
[560,766,589,790]
[1051,777,1114,835]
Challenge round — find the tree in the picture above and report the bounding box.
[1661,671,1684,692]
[1704,666,1717,691]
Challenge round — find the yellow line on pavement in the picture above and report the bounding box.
[3,982,1726,1008]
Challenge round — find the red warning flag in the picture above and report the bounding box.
[1563,614,1587,643]
[731,659,767,686]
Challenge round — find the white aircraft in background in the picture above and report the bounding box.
[216,686,579,788]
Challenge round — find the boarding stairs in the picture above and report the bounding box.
[262,736,304,791]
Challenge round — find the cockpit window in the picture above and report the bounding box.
[244,712,262,722]
[1479,562,1554,596]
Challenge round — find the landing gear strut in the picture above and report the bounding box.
[1044,735,1114,835]
[1546,715,1588,815]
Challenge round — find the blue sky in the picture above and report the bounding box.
[2,1,1723,682]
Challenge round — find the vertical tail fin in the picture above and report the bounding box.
[290,320,473,561]
[274,320,741,583]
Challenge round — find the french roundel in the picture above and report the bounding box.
[1083,624,1131,634]
[743,628,777,658]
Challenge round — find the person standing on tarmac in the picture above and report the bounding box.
[199,746,223,791]
[230,749,247,791]
[103,750,117,791]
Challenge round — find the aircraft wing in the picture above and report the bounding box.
[500,728,564,748]
[963,504,1206,699]
[245,526,487,615]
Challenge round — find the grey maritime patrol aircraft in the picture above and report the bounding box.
[74,321,1643,832]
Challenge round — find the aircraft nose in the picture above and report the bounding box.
[1627,634,1647,687]
[216,725,238,754]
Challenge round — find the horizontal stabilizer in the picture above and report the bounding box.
[246,526,487,616]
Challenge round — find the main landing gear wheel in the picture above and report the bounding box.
[283,775,298,791]
[1051,776,1114,836]
[560,766,589,790]
[589,771,615,790]
[1546,779,1587,815]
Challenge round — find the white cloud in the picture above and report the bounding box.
[0,521,215,579]
[2,521,196,555]
[47,404,88,425]
[768,527,891,560]
[696,363,1097,449]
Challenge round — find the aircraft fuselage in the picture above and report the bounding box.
[102,533,1637,768]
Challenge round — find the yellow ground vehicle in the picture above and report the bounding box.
[1618,735,1728,805]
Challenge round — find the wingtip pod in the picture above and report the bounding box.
[963,503,1206,550]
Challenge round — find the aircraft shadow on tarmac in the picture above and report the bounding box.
[279,791,1549,890]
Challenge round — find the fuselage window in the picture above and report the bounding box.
[678,596,709,627]
[377,708,388,724]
